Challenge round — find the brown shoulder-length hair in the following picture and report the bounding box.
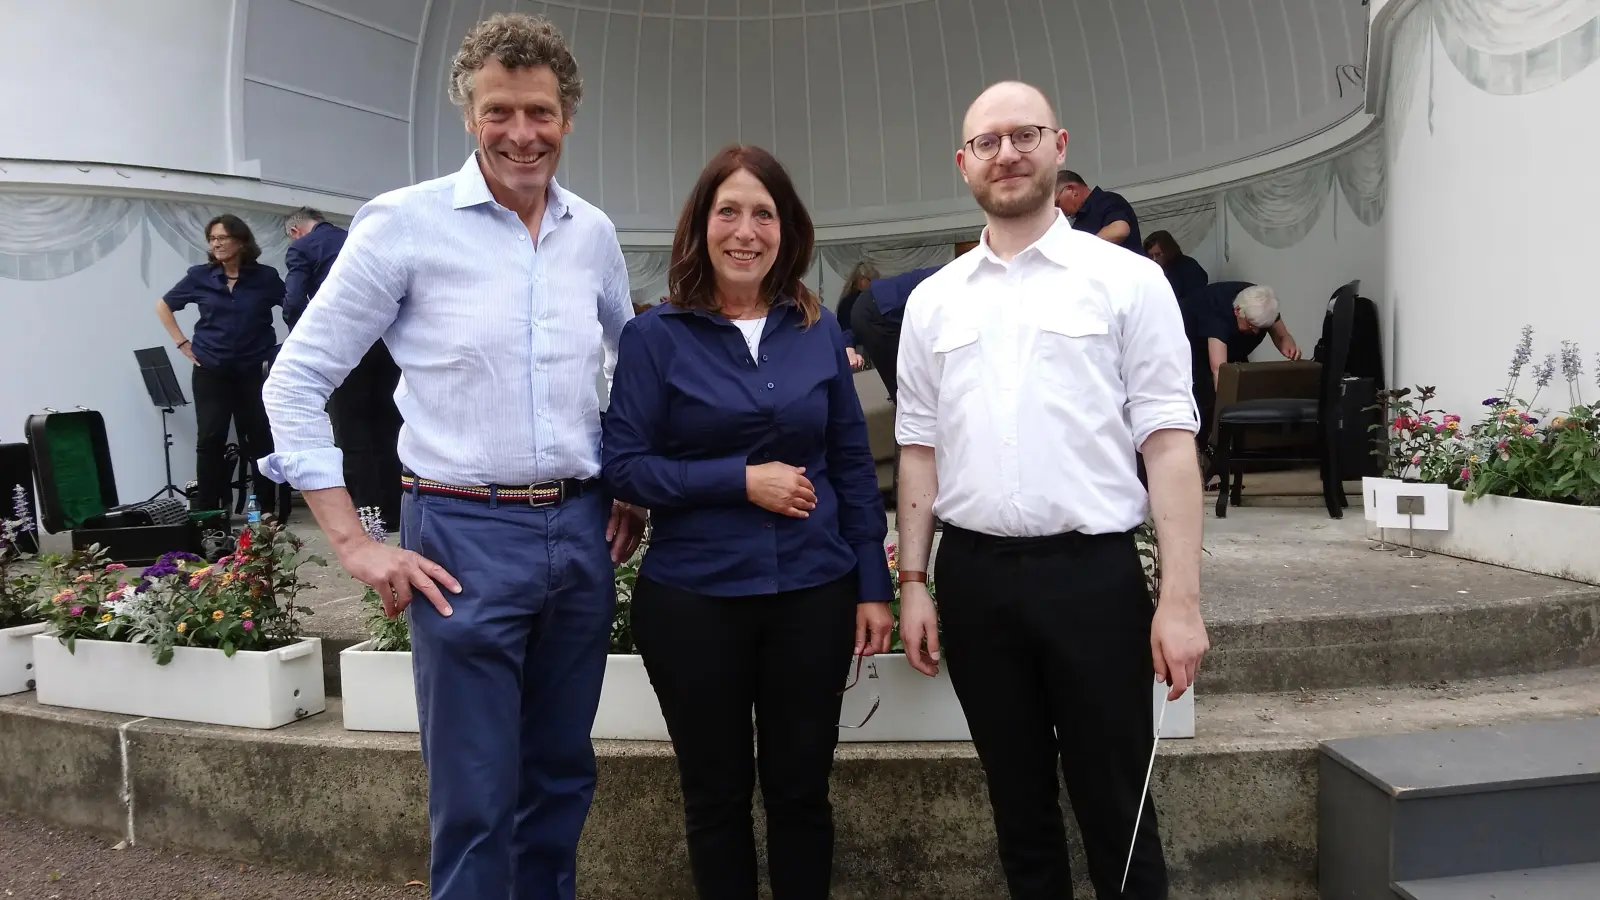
[1143,229,1182,262]
[204,214,262,267]
[667,144,821,326]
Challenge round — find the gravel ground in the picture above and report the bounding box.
[0,815,426,900]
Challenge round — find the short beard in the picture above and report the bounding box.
[972,168,1055,220]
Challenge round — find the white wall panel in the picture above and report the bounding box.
[243,82,411,198]
[0,0,233,175]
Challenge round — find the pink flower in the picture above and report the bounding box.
[1443,414,1461,425]
[106,590,124,603]
[1459,467,1471,481]
[241,620,254,632]
[68,606,83,617]
[74,573,93,584]
[105,563,127,572]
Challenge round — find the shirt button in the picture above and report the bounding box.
[518,234,526,241]
[766,382,775,389]
[763,521,772,528]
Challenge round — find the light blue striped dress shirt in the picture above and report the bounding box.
[260,153,634,490]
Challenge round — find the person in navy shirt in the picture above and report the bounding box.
[601,144,894,900]
[848,263,945,403]
[1142,230,1209,304]
[284,207,403,530]
[1055,169,1143,254]
[155,214,284,519]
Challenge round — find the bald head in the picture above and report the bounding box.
[962,81,1058,142]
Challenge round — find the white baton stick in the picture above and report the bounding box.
[1121,691,1168,894]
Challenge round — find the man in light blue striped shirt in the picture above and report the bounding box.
[259,13,644,900]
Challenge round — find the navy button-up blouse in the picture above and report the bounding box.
[162,262,285,369]
[601,297,893,603]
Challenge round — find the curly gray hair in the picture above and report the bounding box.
[447,13,583,119]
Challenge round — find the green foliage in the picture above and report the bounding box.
[27,520,326,665]
[0,485,41,630]
[1375,327,1600,507]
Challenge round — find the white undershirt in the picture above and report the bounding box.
[733,316,766,362]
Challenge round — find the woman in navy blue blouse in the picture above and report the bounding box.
[155,214,285,519]
[601,144,894,900]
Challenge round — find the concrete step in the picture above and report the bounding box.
[5,664,1600,899]
[1318,717,1600,899]
[1394,861,1600,900]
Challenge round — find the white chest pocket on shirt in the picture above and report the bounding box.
[932,325,983,401]
[1028,304,1112,393]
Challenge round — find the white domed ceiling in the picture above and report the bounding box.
[242,0,1369,233]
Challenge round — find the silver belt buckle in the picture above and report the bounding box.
[526,481,563,508]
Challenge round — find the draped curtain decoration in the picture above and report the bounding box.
[817,229,972,283]
[1385,1,1435,161]
[1334,130,1388,227]
[1131,196,1217,255]
[622,250,671,304]
[0,193,141,281]
[1224,162,1335,251]
[1434,0,1600,93]
[144,201,291,271]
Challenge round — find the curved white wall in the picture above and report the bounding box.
[411,0,1370,231]
[0,0,236,175]
[1386,19,1600,417]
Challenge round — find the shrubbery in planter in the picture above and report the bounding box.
[1374,326,1600,506]
[28,520,326,664]
[0,486,42,631]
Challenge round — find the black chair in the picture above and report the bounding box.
[1209,280,1360,519]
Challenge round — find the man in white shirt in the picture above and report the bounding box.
[893,81,1209,900]
[259,13,643,900]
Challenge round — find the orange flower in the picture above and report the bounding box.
[211,609,224,621]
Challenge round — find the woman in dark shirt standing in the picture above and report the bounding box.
[155,214,285,519]
[601,144,894,900]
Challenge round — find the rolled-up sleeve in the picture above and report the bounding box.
[822,317,893,604]
[1120,271,1201,447]
[893,288,939,448]
[600,319,749,508]
[259,195,410,490]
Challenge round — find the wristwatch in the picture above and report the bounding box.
[897,569,927,584]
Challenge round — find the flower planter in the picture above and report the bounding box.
[32,634,327,729]
[1,623,48,696]
[1366,489,1600,585]
[586,652,1195,742]
[339,640,418,733]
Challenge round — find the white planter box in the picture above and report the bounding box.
[339,640,418,733]
[1,623,48,696]
[32,634,326,729]
[1364,489,1600,585]
[590,652,1194,742]
[833,654,1194,742]
[338,649,1195,741]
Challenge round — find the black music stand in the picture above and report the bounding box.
[134,347,187,501]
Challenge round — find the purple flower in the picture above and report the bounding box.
[1483,397,1501,406]
[1534,354,1556,389]
[68,606,83,617]
[358,506,388,544]
[1561,341,1583,383]
[242,620,254,632]
[1507,325,1533,381]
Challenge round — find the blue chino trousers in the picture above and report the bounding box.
[400,485,615,900]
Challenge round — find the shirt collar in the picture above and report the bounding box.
[969,210,1077,275]
[660,293,798,321]
[451,151,572,221]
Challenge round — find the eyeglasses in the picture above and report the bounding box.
[837,650,882,730]
[964,124,1054,161]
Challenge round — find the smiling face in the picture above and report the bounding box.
[464,58,572,205]
[958,84,1067,220]
[207,223,239,264]
[706,168,781,299]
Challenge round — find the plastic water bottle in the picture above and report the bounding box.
[245,494,260,524]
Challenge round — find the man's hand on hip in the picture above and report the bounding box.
[340,539,460,619]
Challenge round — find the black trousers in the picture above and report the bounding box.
[935,525,1168,900]
[192,361,276,518]
[328,341,403,530]
[848,289,901,404]
[631,572,859,900]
